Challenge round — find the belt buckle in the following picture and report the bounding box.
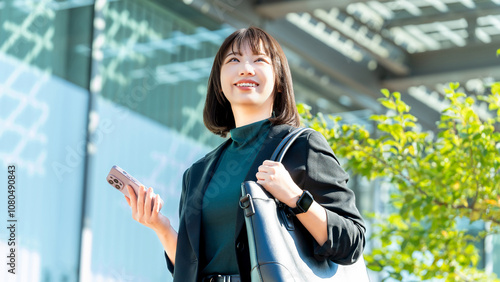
[205,274,237,282]
[208,274,224,282]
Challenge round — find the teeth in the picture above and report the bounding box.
[236,83,257,87]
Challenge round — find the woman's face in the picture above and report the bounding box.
[220,41,275,115]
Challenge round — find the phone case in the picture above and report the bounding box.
[106,165,144,197]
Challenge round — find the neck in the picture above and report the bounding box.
[231,105,272,128]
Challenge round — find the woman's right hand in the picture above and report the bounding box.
[125,185,171,234]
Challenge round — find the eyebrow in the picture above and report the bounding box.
[224,51,269,59]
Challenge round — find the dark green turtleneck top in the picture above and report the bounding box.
[201,118,271,275]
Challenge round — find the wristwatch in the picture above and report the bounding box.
[290,190,314,215]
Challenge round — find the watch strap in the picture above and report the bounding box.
[289,190,313,215]
[290,205,306,215]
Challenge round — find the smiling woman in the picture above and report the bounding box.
[124,26,366,282]
[203,26,299,137]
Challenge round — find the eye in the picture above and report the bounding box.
[226,57,239,63]
[256,57,270,63]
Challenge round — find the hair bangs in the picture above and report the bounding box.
[226,28,274,60]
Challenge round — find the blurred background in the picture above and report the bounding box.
[0,0,499,281]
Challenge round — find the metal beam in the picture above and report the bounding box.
[185,0,264,27]
[255,0,368,20]
[382,42,500,91]
[383,65,499,91]
[290,61,377,112]
[384,6,500,28]
[410,42,499,76]
[311,10,410,76]
[267,19,383,100]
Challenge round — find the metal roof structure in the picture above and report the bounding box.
[3,0,498,131]
[184,0,500,130]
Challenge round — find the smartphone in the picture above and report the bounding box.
[106,165,144,198]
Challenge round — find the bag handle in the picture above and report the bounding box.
[270,127,313,163]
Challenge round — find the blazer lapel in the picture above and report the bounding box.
[183,140,231,260]
[182,124,294,261]
[234,124,294,239]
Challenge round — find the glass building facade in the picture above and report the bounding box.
[0,0,231,281]
[1,0,499,281]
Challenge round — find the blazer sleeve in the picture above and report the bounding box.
[165,167,191,274]
[288,130,366,265]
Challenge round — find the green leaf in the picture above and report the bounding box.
[370,115,388,122]
[368,263,383,272]
[380,99,396,110]
[381,88,390,98]
[414,207,422,220]
[403,114,417,122]
[466,97,475,105]
[465,244,475,255]
[405,122,416,128]
[296,103,310,114]
[385,140,400,148]
[397,102,410,113]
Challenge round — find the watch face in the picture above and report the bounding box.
[299,191,314,212]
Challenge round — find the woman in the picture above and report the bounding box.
[125,26,365,282]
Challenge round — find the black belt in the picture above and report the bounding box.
[202,274,241,282]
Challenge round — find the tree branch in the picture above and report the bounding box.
[357,146,500,226]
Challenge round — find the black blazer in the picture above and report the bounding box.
[165,124,365,281]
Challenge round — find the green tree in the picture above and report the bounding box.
[299,81,500,281]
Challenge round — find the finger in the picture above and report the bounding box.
[258,165,268,172]
[137,185,146,216]
[257,172,272,182]
[257,179,266,187]
[261,165,276,175]
[153,194,161,214]
[127,186,137,211]
[263,160,279,166]
[144,187,154,215]
[259,164,276,173]
[256,171,266,180]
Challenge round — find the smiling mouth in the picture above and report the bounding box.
[235,83,258,87]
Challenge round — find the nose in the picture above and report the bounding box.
[239,62,255,76]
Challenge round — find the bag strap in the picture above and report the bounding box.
[270,127,313,163]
